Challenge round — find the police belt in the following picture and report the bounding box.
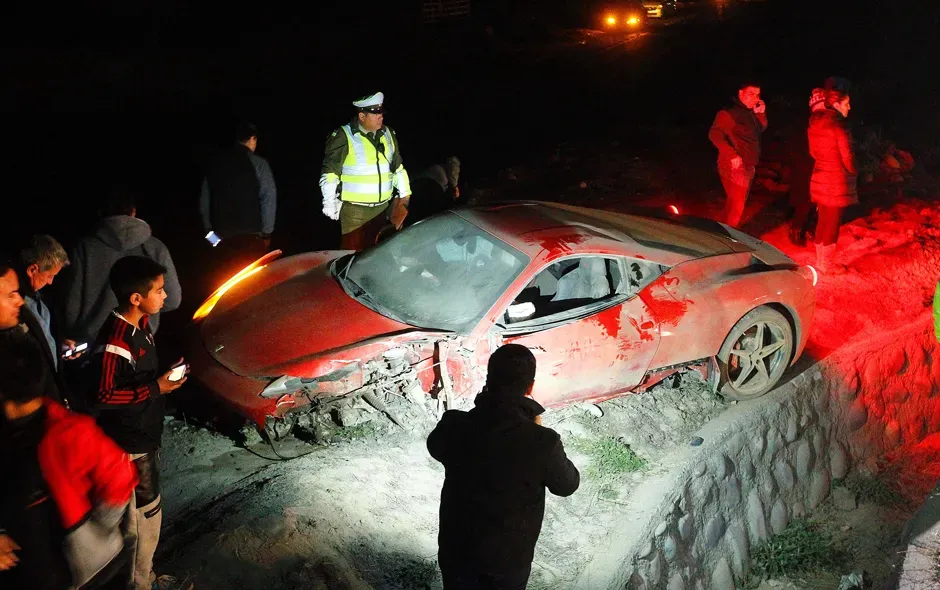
[341,198,392,208]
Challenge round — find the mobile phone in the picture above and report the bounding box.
[168,364,188,382]
[63,342,88,358]
[205,231,222,247]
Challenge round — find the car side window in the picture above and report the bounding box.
[502,256,625,326]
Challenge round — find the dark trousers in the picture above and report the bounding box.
[440,564,532,590]
[718,166,755,228]
[814,205,843,246]
[339,202,390,251]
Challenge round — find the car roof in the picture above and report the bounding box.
[453,201,749,266]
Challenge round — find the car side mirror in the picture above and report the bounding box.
[506,301,536,322]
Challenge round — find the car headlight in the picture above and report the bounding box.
[627,15,640,25]
[606,15,617,25]
[192,250,282,321]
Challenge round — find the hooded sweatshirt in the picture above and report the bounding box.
[63,215,181,343]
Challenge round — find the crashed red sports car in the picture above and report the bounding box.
[187,202,816,438]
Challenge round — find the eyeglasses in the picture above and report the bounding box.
[361,107,384,115]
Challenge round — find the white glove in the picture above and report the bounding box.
[322,195,341,221]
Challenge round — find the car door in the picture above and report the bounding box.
[493,255,662,407]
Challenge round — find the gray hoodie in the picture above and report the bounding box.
[63,215,181,343]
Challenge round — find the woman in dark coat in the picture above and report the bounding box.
[788,88,828,246]
[808,85,857,273]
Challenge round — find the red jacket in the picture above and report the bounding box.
[38,400,138,585]
[808,108,858,207]
[38,400,137,529]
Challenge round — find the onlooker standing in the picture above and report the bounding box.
[808,77,857,274]
[427,344,580,589]
[63,190,181,345]
[0,258,25,335]
[0,339,138,590]
[16,235,74,406]
[199,122,277,280]
[933,280,939,344]
[91,256,186,590]
[708,81,768,228]
[404,156,462,227]
[787,88,828,246]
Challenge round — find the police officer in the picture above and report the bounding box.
[319,92,412,250]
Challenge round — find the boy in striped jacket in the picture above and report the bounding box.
[92,256,186,590]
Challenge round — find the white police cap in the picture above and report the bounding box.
[352,92,384,109]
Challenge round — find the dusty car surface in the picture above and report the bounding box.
[187,202,815,438]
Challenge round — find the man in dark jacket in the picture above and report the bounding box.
[199,122,277,282]
[786,88,828,246]
[708,81,768,228]
[62,190,181,344]
[427,344,580,589]
[15,236,74,407]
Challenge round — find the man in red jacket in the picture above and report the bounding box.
[0,339,137,589]
[708,81,768,228]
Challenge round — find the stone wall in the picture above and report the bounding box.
[575,316,940,590]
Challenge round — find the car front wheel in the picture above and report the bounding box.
[717,306,793,401]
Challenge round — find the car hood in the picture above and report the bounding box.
[201,262,415,377]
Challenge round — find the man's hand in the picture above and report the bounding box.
[0,534,20,571]
[322,195,341,221]
[390,197,409,230]
[157,358,188,395]
[753,99,766,114]
[61,338,85,360]
[730,156,744,170]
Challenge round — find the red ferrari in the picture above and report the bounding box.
[187,202,816,437]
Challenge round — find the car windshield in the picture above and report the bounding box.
[342,213,529,333]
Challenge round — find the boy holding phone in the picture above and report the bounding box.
[91,255,186,590]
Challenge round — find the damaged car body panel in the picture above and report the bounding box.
[186,201,816,433]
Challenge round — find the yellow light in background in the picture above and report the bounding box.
[606,15,617,25]
[192,250,282,320]
[627,15,639,25]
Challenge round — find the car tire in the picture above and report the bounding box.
[717,306,793,401]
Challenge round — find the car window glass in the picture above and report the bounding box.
[347,213,529,332]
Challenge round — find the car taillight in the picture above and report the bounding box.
[800,265,818,287]
[192,250,282,321]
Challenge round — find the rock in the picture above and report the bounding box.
[722,476,742,507]
[795,440,815,479]
[833,486,858,511]
[694,462,707,477]
[638,540,654,559]
[655,522,669,536]
[629,571,648,590]
[809,468,832,510]
[727,524,750,578]
[711,558,734,590]
[774,461,795,491]
[847,399,869,431]
[791,501,806,519]
[663,535,678,561]
[747,489,768,544]
[582,403,604,418]
[705,515,727,549]
[649,551,664,586]
[770,499,789,535]
[678,514,694,542]
[785,415,799,442]
[884,420,902,448]
[830,444,849,480]
[667,572,685,590]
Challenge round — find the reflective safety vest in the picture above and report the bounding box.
[340,125,395,204]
